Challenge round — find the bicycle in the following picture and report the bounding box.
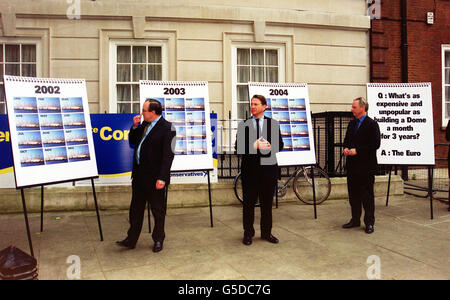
[233,166,331,206]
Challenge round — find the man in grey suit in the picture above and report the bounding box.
[236,94,284,245]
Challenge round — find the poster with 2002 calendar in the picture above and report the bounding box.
[4,75,98,188]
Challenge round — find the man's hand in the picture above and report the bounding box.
[133,114,142,129]
[253,137,271,150]
[156,180,165,190]
[344,148,357,156]
[343,148,349,156]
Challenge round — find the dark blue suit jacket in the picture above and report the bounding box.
[344,115,381,174]
[129,117,176,185]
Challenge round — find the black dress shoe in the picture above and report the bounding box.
[116,238,136,249]
[365,225,374,234]
[242,236,252,246]
[342,220,361,229]
[262,234,279,244]
[153,241,163,253]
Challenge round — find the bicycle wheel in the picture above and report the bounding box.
[233,172,244,205]
[233,172,261,207]
[293,167,331,205]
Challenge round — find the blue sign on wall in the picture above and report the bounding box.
[90,114,135,176]
[0,115,13,174]
[210,113,217,161]
[1,113,218,178]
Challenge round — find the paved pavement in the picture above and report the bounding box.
[0,194,449,280]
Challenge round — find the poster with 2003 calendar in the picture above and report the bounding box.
[4,75,98,188]
[139,80,213,172]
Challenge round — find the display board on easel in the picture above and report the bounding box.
[367,82,435,166]
[3,75,103,257]
[139,80,214,172]
[248,82,316,167]
[4,76,98,188]
[367,82,436,219]
[247,82,321,219]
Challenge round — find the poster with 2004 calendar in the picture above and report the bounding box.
[4,75,98,188]
[248,82,316,167]
[139,80,213,172]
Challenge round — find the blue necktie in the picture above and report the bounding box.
[355,119,361,133]
[136,123,152,165]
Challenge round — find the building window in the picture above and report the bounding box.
[234,47,283,119]
[112,44,165,113]
[0,43,37,114]
[444,46,450,125]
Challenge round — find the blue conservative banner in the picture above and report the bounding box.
[90,113,219,184]
[0,113,218,187]
[90,114,135,178]
[0,115,13,174]
[211,113,217,161]
[91,113,217,179]
[0,115,14,188]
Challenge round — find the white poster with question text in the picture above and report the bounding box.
[367,82,434,165]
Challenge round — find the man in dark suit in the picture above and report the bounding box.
[117,99,176,252]
[236,94,284,246]
[343,97,381,234]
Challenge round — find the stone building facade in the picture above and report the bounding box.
[0,0,371,120]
